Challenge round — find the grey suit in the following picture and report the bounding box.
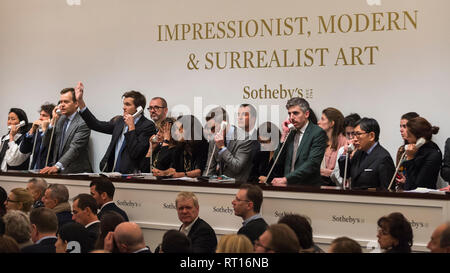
[204,126,254,182]
[45,112,92,174]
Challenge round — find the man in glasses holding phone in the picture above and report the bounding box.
[147,97,168,129]
[338,117,395,190]
[76,82,156,173]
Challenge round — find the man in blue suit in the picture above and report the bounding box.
[22,207,58,253]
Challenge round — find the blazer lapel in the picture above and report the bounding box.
[294,122,312,164]
[61,113,79,152]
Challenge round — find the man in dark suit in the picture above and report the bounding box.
[176,191,217,253]
[72,194,100,244]
[40,87,92,174]
[104,222,151,253]
[338,117,395,190]
[76,82,156,173]
[271,98,328,187]
[203,107,255,182]
[22,207,58,253]
[90,178,129,221]
[41,184,73,232]
[232,184,268,243]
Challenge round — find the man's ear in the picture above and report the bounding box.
[368,131,376,142]
[101,192,108,200]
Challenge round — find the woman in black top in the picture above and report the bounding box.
[396,117,442,190]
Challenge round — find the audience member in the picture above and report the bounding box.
[440,224,450,252]
[158,229,192,253]
[26,177,48,209]
[396,117,442,190]
[148,97,168,129]
[0,186,6,217]
[278,213,323,253]
[77,82,156,173]
[271,98,327,187]
[55,221,94,253]
[331,113,361,186]
[0,108,31,171]
[377,212,413,253]
[0,235,20,253]
[232,184,268,243]
[94,211,125,251]
[90,177,129,221]
[328,236,362,253]
[104,222,151,253]
[42,184,73,231]
[339,118,395,190]
[216,234,253,253]
[254,223,300,253]
[176,191,217,253]
[203,107,254,181]
[40,87,92,174]
[4,188,33,214]
[72,193,100,243]
[3,210,32,249]
[317,107,346,186]
[427,222,450,253]
[22,207,58,253]
[20,103,55,170]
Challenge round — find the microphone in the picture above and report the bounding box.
[388,137,426,191]
[8,120,26,131]
[263,123,296,185]
[205,121,228,177]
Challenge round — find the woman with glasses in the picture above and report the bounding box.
[317,107,347,186]
[4,188,33,214]
[377,212,413,253]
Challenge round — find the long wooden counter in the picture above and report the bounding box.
[1,171,448,252]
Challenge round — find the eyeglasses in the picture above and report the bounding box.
[254,239,272,251]
[352,131,368,138]
[234,197,250,203]
[6,198,20,203]
[147,106,165,111]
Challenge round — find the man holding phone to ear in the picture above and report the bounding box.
[76,82,156,173]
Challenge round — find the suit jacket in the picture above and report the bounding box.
[20,131,50,170]
[273,122,327,186]
[204,126,254,182]
[402,141,442,190]
[86,221,101,243]
[21,237,57,253]
[79,108,156,173]
[44,112,92,173]
[98,202,129,222]
[237,217,268,243]
[338,143,395,190]
[57,211,74,232]
[181,218,217,253]
[441,138,450,182]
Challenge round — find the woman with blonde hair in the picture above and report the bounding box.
[4,188,33,214]
[216,234,253,253]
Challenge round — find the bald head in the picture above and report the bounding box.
[427,222,450,253]
[113,222,146,253]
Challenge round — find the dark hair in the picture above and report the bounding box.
[9,108,29,135]
[151,97,168,108]
[344,113,361,129]
[355,117,380,142]
[401,112,419,121]
[330,237,362,253]
[60,88,76,103]
[407,117,439,141]
[29,207,58,234]
[0,235,20,253]
[205,107,228,123]
[239,184,263,213]
[0,186,7,217]
[239,104,257,119]
[73,194,98,215]
[95,211,125,251]
[40,103,56,119]
[285,97,309,113]
[59,222,94,253]
[377,212,413,253]
[174,115,207,161]
[90,177,115,199]
[161,230,192,253]
[308,108,318,125]
[267,223,300,253]
[122,90,146,110]
[322,107,345,150]
[278,214,313,249]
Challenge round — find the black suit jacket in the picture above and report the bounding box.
[79,108,156,173]
[181,218,217,253]
[98,202,129,222]
[237,217,268,243]
[441,138,450,182]
[402,141,442,190]
[20,132,50,170]
[21,237,57,253]
[339,143,395,190]
[86,221,101,243]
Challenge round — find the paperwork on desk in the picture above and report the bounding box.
[404,187,446,195]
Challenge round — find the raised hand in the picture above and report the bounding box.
[75,81,86,109]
